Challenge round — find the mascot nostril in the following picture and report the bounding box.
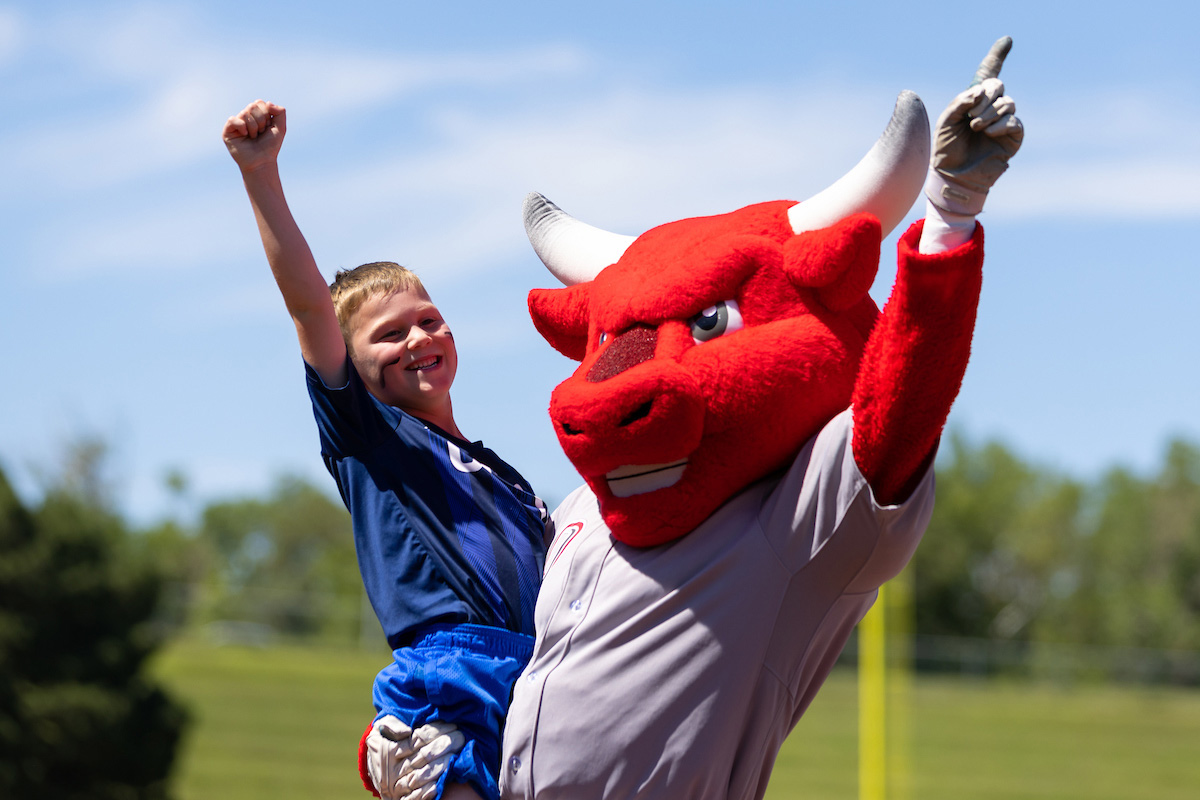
[586,326,657,382]
[618,400,654,428]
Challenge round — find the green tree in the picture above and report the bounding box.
[1041,440,1200,656]
[915,433,1054,641]
[916,433,1200,681]
[0,456,187,799]
[197,476,361,639]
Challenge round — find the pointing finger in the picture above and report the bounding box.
[970,36,1012,86]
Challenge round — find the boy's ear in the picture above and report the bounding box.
[528,284,592,361]
[783,212,882,311]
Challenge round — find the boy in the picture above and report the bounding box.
[222,100,548,800]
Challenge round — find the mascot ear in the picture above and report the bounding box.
[528,284,592,361]
[783,212,882,311]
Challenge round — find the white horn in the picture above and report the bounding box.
[787,91,930,237]
[523,192,637,287]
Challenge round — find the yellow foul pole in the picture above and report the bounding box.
[858,582,887,800]
[859,572,915,800]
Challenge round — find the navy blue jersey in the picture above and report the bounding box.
[306,361,548,647]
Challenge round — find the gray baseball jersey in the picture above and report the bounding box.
[500,409,935,799]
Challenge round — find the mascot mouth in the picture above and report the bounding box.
[604,460,688,497]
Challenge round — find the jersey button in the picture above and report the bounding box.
[509,755,522,775]
[526,670,538,682]
[570,599,584,612]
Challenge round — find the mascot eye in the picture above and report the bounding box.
[598,331,609,346]
[690,300,744,345]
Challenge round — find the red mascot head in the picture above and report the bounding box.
[527,93,930,546]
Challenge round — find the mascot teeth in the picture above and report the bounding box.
[605,461,688,497]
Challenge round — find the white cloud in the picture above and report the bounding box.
[1,4,589,196]
[1022,88,1192,155]
[13,4,1197,290]
[0,6,23,66]
[986,87,1200,220]
[993,158,1200,219]
[239,84,906,272]
[36,187,253,278]
[32,83,896,280]
[51,76,1199,286]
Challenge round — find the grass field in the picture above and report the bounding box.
[154,639,1200,799]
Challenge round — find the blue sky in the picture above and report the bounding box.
[1,1,1197,522]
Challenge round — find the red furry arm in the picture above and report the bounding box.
[851,219,984,505]
[359,720,381,797]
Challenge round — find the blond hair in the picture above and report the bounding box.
[330,261,426,341]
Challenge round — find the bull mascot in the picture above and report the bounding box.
[364,39,1023,800]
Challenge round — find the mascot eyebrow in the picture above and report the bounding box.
[594,243,761,329]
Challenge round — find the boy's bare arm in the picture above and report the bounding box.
[223,100,348,386]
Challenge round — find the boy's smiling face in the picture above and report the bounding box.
[347,286,458,420]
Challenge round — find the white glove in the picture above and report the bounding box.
[365,715,466,800]
[926,37,1025,216]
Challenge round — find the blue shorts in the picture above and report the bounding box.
[373,623,534,800]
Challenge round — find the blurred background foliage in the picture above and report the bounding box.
[913,433,1200,683]
[0,440,187,800]
[14,431,1199,676]
[2,432,1199,797]
[141,431,1200,665]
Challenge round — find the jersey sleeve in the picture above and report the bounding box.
[757,408,936,590]
[851,220,984,504]
[305,358,397,459]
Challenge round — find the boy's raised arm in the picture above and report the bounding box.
[223,100,348,387]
